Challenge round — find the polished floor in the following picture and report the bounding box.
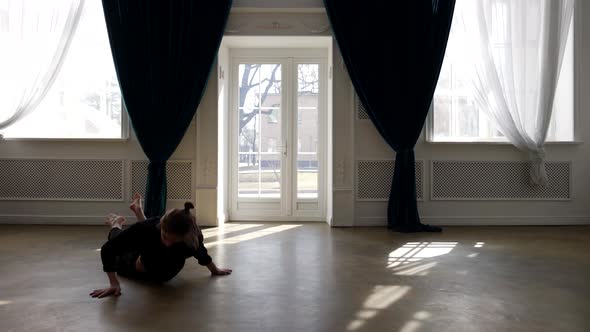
[0,223,589,332]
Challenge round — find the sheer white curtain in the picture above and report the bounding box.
[0,0,85,130]
[456,0,574,185]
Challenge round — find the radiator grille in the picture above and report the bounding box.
[431,161,571,200]
[0,159,123,201]
[130,161,193,201]
[357,160,423,201]
[357,96,370,120]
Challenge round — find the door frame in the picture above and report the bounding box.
[228,48,328,222]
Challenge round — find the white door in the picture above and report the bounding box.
[229,50,327,221]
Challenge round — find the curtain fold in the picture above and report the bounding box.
[102,0,232,217]
[145,161,167,218]
[324,0,456,232]
[456,0,574,186]
[0,0,85,129]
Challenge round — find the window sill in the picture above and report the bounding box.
[426,140,583,145]
[0,137,130,142]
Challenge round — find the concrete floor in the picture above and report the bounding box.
[0,223,589,332]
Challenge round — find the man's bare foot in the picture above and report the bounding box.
[130,193,143,216]
[105,213,125,229]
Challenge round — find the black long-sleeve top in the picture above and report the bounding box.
[101,217,212,274]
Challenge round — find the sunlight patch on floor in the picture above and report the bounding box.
[399,311,432,332]
[346,285,411,331]
[394,262,438,276]
[387,242,457,276]
[205,224,301,247]
[202,223,264,239]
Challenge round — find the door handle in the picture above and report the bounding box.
[282,141,287,157]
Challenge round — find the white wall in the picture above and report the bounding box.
[221,5,590,226]
[1,4,588,226]
[0,121,197,224]
[195,66,220,226]
[217,45,231,225]
[352,3,590,226]
[331,46,355,227]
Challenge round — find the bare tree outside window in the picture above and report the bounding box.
[237,63,320,198]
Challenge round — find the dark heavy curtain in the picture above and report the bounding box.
[324,1,455,232]
[102,0,232,217]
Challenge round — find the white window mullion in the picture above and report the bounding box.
[284,57,294,216]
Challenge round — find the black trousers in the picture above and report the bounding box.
[107,228,185,283]
[107,228,143,280]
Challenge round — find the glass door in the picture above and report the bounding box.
[230,52,326,221]
[236,62,284,200]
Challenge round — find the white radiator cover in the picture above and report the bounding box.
[356,96,370,120]
[0,159,124,201]
[130,160,194,201]
[431,161,571,200]
[356,160,424,201]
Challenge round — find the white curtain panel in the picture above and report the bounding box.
[456,0,574,186]
[0,0,85,130]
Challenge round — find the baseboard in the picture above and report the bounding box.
[0,214,217,226]
[228,216,326,223]
[356,216,590,226]
[0,214,322,226]
[3,214,589,226]
[0,214,138,225]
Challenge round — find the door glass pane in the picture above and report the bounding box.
[238,64,259,110]
[238,153,259,198]
[238,109,259,197]
[238,63,281,198]
[297,64,319,199]
[261,154,281,198]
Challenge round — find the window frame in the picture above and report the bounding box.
[426,2,582,145]
[0,0,129,142]
[0,111,130,142]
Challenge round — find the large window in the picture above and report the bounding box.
[431,2,574,143]
[1,1,124,139]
